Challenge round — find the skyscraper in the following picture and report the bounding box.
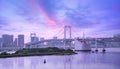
[0,38,2,47]
[18,35,24,47]
[30,33,39,42]
[2,34,13,47]
[13,38,18,46]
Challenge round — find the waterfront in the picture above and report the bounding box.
[0,48,120,69]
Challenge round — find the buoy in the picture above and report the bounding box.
[95,49,98,52]
[91,51,94,53]
[44,59,46,64]
[102,49,106,53]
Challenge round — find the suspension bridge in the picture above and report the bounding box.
[25,25,114,51]
[25,25,93,50]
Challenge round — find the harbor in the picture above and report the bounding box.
[0,0,120,69]
[0,48,120,69]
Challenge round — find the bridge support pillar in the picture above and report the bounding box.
[64,25,72,49]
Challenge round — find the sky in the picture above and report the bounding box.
[0,0,120,42]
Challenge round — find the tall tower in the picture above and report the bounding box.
[30,33,39,43]
[13,38,18,46]
[2,34,13,47]
[0,38,3,47]
[18,35,24,47]
[64,25,72,49]
[31,33,36,42]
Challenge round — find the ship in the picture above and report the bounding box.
[74,38,91,51]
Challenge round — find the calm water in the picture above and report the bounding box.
[0,48,120,69]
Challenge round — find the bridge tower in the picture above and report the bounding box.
[64,25,72,49]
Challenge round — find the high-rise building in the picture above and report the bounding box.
[30,33,39,42]
[18,35,24,47]
[0,38,2,47]
[13,38,18,46]
[2,34,13,47]
[35,37,39,42]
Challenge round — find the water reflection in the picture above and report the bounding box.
[0,50,120,69]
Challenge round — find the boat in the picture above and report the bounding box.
[74,38,91,51]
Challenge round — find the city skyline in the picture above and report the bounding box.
[0,0,120,42]
[0,34,24,46]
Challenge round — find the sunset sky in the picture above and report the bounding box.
[0,0,120,42]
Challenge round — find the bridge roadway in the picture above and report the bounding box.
[26,39,74,45]
[25,38,94,46]
[25,38,114,47]
[25,38,115,47]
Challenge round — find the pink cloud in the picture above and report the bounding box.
[28,0,58,28]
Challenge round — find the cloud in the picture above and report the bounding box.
[27,0,59,27]
[0,0,120,42]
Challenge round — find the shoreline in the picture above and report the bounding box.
[0,47,77,58]
[0,52,77,58]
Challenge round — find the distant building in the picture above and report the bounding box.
[30,33,39,42]
[114,34,120,39]
[40,37,44,41]
[53,37,57,40]
[2,34,13,47]
[0,38,2,47]
[13,38,18,46]
[18,35,24,47]
[35,37,39,42]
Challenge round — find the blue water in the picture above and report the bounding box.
[0,48,120,69]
